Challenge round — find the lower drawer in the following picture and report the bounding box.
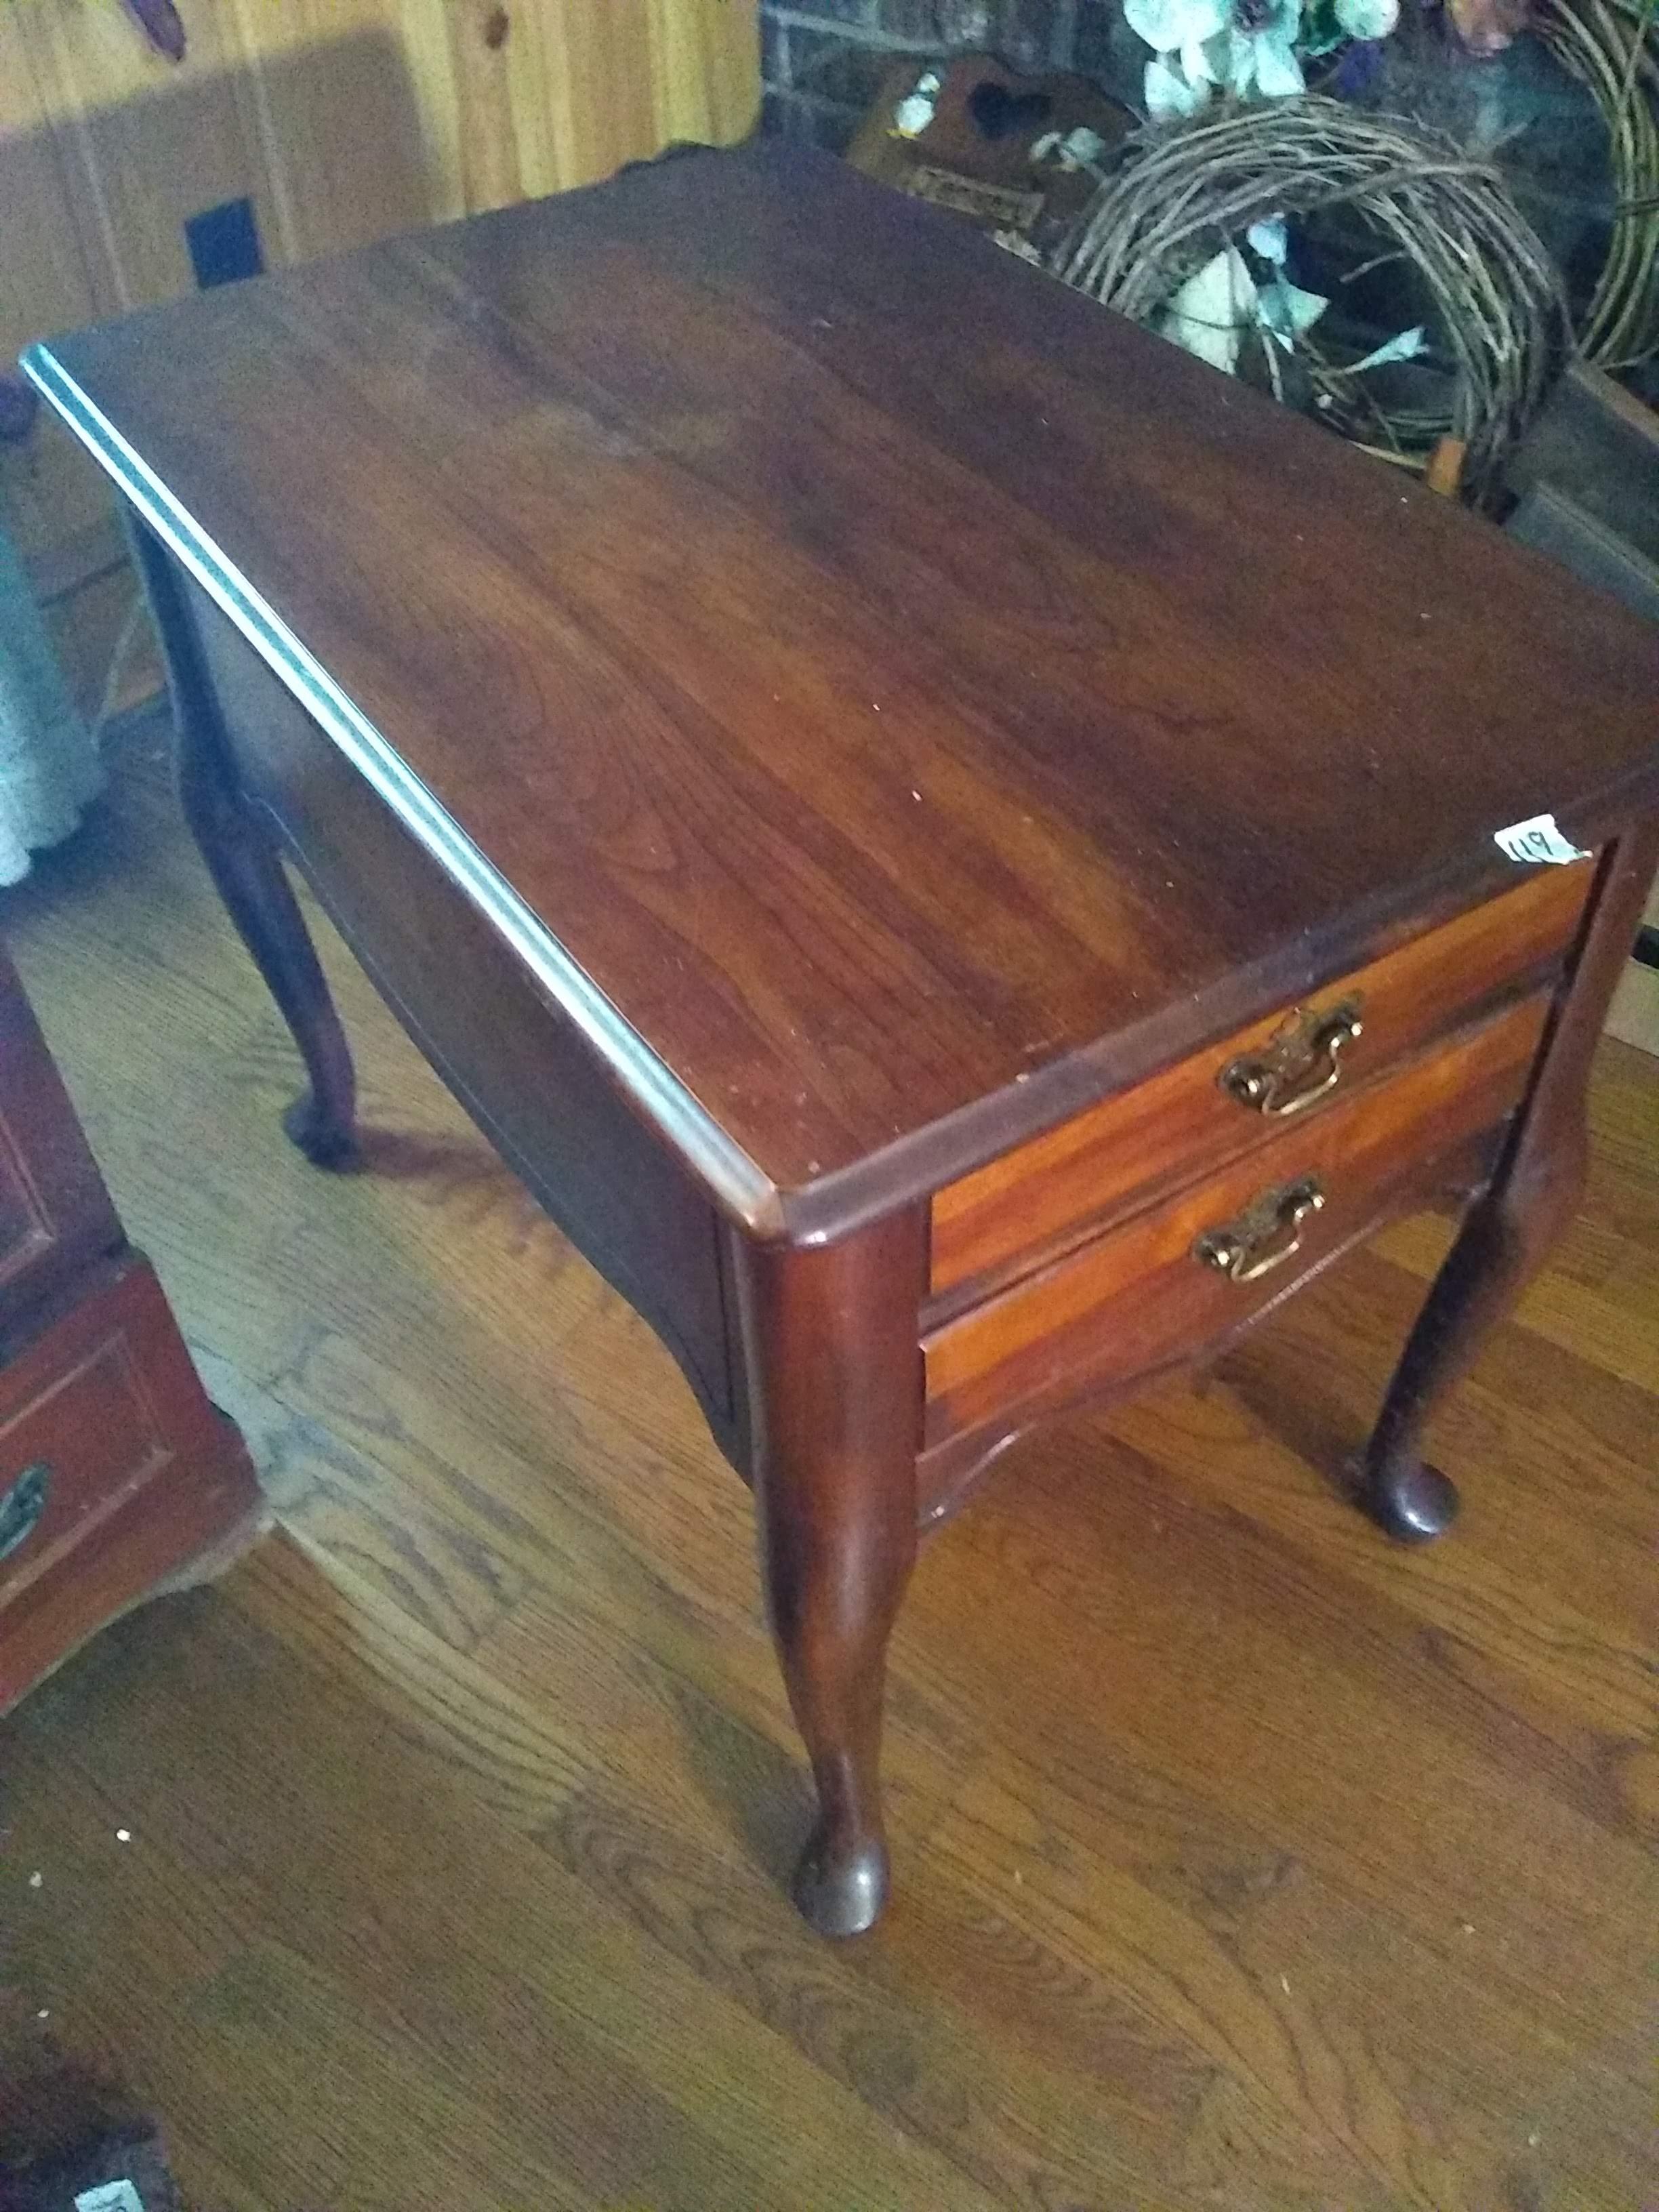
[922,991,1549,1447]
[0,1258,228,1615]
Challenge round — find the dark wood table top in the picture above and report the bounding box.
[30,143,1659,1237]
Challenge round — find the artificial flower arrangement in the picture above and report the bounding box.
[1125,0,1402,121]
[1101,0,1431,414]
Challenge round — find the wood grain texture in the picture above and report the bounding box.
[0,929,266,1715]
[28,146,1659,1231]
[928,863,1591,1299]
[0,1254,264,1711]
[916,1126,1509,1531]
[161,539,742,1448]
[139,523,361,1176]
[1607,950,1659,1053]
[733,1208,928,1935]
[923,993,1550,1443]
[1,725,1655,2207]
[26,144,1659,1936]
[0,1258,216,1624]
[0,0,758,560]
[0,3,112,565]
[1357,822,1659,1540]
[0,955,121,1330]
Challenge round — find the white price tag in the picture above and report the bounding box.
[1493,813,1591,867]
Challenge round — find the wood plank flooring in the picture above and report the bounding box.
[1,717,1655,2211]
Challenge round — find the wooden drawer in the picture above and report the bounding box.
[929,865,1591,1300]
[923,991,1551,1448]
[0,953,122,1334]
[0,1257,227,1620]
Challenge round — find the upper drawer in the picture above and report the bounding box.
[0,954,122,1334]
[929,863,1591,1300]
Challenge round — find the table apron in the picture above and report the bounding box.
[167,554,746,1466]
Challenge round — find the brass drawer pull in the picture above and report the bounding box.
[0,1460,51,1563]
[1221,1000,1363,1118]
[1193,1176,1326,1284]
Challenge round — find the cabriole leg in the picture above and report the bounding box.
[131,522,356,1169]
[1359,828,1659,1541]
[735,1210,927,1936]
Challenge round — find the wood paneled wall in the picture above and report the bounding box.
[1,0,758,564]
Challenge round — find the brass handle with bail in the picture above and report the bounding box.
[1220,1000,1364,1118]
[0,1461,51,1563]
[1193,1176,1326,1284]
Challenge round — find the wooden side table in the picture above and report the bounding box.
[0,943,265,1715]
[25,144,1659,1935]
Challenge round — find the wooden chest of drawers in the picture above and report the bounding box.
[0,944,264,1713]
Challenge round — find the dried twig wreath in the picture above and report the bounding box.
[1051,98,1570,502]
[1533,0,1659,366]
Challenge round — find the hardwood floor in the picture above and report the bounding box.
[1,717,1655,2211]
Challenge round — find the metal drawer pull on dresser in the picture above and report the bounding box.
[1221,1001,1364,1116]
[24,143,1659,1936]
[1193,1176,1327,1283]
[0,1462,50,1563]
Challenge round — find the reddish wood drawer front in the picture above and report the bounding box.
[929,865,1591,1300]
[0,956,121,1331]
[924,991,1550,1447]
[0,1258,225,1618]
